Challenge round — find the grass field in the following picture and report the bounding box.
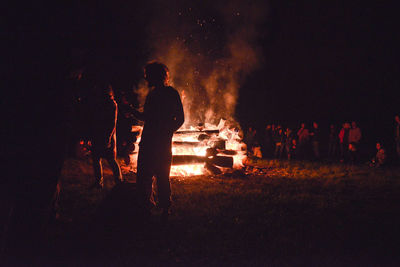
[45,158,400,266]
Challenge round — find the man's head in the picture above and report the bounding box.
[144,61,170,87]
[313,122,318,128]
[395,115,400,123]
[351,121,357,128]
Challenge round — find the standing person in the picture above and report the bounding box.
[328,124,338,158]
[273,127,285,159]
[395,115,400,163]
[262,124,273,158]
[297,123,310,159]
[310,122,320,160]
[89,84,122,189]
[338,122,351,162]
[284,128,294,160]
[244,126,257,155]
[349,121,362,156]
[133,62,184,221]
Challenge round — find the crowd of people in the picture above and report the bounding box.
[244,116,400,167]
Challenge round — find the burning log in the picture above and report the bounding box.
[173,139,225,149]
[210,155,233,168]
[172,141,201,147]
[218,149,237,156]
[175,129,219,135]
[172,155,206,165]
[172,155,233,168]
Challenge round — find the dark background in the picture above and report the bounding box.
[6,0,400,158]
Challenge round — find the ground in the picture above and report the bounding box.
[40,158,400,266]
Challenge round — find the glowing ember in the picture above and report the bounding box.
[129,119,247,177]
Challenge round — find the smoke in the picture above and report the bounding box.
[145,0,268,127]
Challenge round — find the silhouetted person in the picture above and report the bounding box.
[88,85,122,189]
[339,122,351,162]
[310,122,320,160]
[262,124,273,158]
[349,121,362,144]
[244,126,257,154]
[297,123,310,159]
[369,142,386,168]
[273,127,285,158]
[395,115,400,163]
[284,128,295,160]
[133,62,184,221]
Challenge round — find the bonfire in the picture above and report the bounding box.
[130,119,247,176]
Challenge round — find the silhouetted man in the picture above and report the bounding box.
[262,124,273,158]
[133,62,184,220]
[273,127,284,159]
[310,122,320,160]
[297,123,310,159]
[284,128,294,160]
[339,122,351,162]
[349,121,362,147]
[89,85,122,189]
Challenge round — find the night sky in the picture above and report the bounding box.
[6,1,400,149]
[241,1,399,126]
